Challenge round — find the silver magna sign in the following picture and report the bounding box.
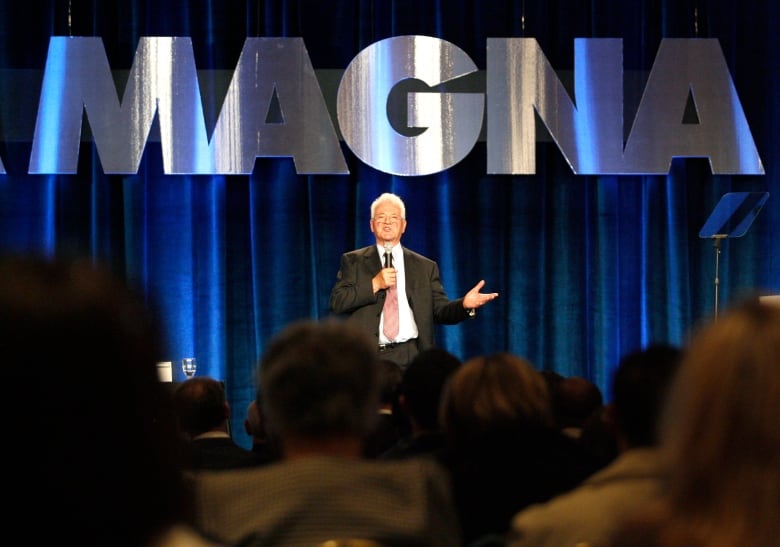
[0,35,763,177]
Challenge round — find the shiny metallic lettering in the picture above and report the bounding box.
[337,35,483,176]
[17,36,764,176]
[210,37,347,174]
[487,37,763,175]
[623,39,763,174]
[29,37,345,175]
[30,37,213,174]
[487,38,624,174]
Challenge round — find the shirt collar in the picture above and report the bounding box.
[377,243,399,257]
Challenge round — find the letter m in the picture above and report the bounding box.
[29,37,212,174]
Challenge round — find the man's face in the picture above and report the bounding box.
[370,202,407,246]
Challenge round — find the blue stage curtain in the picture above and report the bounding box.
[0,0,777,447]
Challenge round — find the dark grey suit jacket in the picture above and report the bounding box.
[329,245,471,350]
[190,456,461,547]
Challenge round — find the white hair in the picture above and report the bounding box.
[370,192,406,219]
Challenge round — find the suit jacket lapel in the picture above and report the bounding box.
[361,245,382,273]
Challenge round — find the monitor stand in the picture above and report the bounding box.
[699,192,769,319]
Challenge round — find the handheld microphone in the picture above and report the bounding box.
[383,243,393,268]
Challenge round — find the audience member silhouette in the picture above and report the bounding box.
[189,319,461,546]
[440,352,587,545]
[553,376,604,439]
[545,371,616,472]
[363,358,404,458]
[508,344,683,547]
[382,347,462,459]
[0,255,217,547]
[610,301,780,546]
[437,352,595,546]
[576,403,620,471]
[243,396,280,464]
[540,370,564,394]
[174,376,260,470]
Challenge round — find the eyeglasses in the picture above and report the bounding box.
[373,214,402,224]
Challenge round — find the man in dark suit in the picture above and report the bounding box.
[173,376,260,470]
[330,192,498,370]
[189,319,461,547]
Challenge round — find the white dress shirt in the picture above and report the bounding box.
[377,244,419,344]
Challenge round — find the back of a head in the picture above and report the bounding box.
[0,255,188,546]
[377,359,403,405]
[440,352,552,443]
[245,399,263,437]
[400,348,461,430]
[554,376,603,429]
[540,370,564,390]
[259,319,380,441]
[174,376,227,438]
[612,344,683,448]
[658,300,780,544]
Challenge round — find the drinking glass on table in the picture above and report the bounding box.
[181,357,197,379]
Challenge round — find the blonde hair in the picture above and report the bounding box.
[654,300,780,545]
[440,352,551,442]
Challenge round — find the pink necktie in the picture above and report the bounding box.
[383,251,399,341]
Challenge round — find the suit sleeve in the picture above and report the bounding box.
[428,260,471,324]
[329,252,379,315]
